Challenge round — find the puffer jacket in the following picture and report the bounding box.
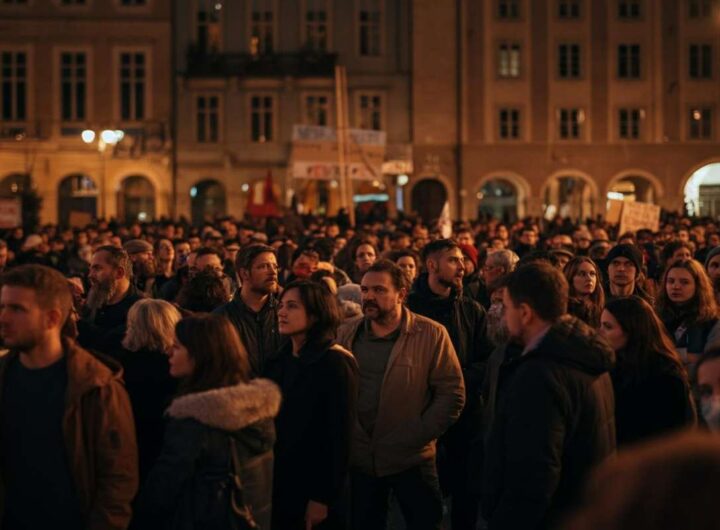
[336,308,465,477]
[138,379,281,530]
[482,316,616,530]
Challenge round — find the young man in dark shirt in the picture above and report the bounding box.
[0,265,138,530]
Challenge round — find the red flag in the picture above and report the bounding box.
[247,170,279,217]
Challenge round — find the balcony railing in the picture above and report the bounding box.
[185,46,337,78]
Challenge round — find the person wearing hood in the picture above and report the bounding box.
[138,313,281,530]
[406,239,492,530]
[0,265,138,530]
[482,262,616,530]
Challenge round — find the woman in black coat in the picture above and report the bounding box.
[138,314,281,530]
[266,280,359,530]
[601,296,696,447]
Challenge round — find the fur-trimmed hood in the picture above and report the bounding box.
[167,378,282,432]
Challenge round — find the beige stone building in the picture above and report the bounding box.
[0,0,172,226]
[411,0,720,222]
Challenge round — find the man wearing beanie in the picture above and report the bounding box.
[605,243,653,304]
[458,243,484,302]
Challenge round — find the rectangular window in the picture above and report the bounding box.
[689,0,713,18]
[196,95,219,143]
[689,44,712,79]
[197,2,222,53]
[1,51,26,121]
[305,0,328,51]
[618,108,642,139]
[60,52,86,122]
[618,0,641,19]
[558,0,581,18]
[498,0,520,19]
[357,92,383,131]
[359,0,382,57]
[304,94,331,126]
[499,108,521,139]
[119,52,146,121]
[250,94,274,142]
[618,44,641,79]
[498,42,521,78]
[689,107,712,139]
[558,108,583,139]
[250,0,274,56]
[558,43,581,79]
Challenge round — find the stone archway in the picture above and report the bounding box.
[191,179,227,225]
[410,177,448,223]
[58,174,98,227]
[541,171,599,220]
[118,175,156,222]
[0,173,29,196]
[606,170,663,204]
[682,161,720,217]
[474,172,531,221]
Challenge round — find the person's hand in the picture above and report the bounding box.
[305,500,328,529]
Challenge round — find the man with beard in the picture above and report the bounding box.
[482,262,616,529]
[214,244,282,376]
[78,245,142,358]
[337,260,465,530]
[406,239,492,530]
[0,265,138,530]
[124,239,156,296]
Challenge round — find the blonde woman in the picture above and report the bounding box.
[122,299,182,481]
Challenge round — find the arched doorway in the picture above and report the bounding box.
[477,179,519,222]
[58,174,97,227]
[0,173,29,196]
[118,175,155,222]
[543,174,597,220]
[607,174,658,204]
[191,179,227,225]
[411,178,448,223]
[684,163,720,217]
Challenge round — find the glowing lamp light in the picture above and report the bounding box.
[190,187,198,198]
[397,174,409,186]
[241,183,250,192]
[81,130,96,143]
[101,129,121,144]
[329,180,339,189]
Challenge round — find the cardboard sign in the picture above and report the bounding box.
[606,199,624,225]
[69,211,93,228]
[618,201,661,236]
[0,198,21,229]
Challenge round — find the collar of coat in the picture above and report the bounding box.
[166,378,281,431]
[343,306,422,337]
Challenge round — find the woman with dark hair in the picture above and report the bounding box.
[600,296,696,446]
[656,259,720,365]
[659,240,694,274]
[564,256,605,328]
[139,314,281,530]
[348,240,378,284]
[266,280,359,530]
[175,269,230,313]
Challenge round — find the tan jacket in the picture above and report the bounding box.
[0,339,139,530]
[337,307,465,476]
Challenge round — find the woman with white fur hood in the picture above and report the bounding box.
[137,313,282,530]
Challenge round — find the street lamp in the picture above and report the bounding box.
[82,129,124,218]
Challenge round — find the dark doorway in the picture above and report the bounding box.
[191,180,227,225]
[58,174,97,227]
[119,175,155,222]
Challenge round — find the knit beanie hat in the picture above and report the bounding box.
[606,243,643,273]
[705,246,720,269]
[458,244,479,269]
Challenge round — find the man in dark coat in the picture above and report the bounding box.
[483,262,616,530]
[407,239,493,530]
[214,244,282,376]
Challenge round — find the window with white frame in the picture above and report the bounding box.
[119,52,146,121]
[250,0,274,56]
[689,44,712,79]
[498,42,521,78]
[304,93,331,126]
[197,94,220,143]
[197,1,222,53]
[60,51,86,122]
[618,0,641,19]
[558,43,581,79]
[305,0,329,51]
[250,94,274,142]
[1,51,27,121]
[558,0,581,18]
[357,92,383,131]
[618,44,641,79]
[558,108,583,139]
[618,108,642,139]
[358,0,382,57]
[688,0,714,18]
[499,108,521,139]
[498,0,520,19]
[689,107,712,139]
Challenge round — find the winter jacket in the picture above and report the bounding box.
[336,308,465,477]
[660,307,720,359]
[482,316,616,530]
[0,339,139,530]
[214,294,283,377]
[138,379,281,530]
[266,341,359,524]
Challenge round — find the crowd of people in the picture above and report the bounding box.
[0,209,719,530]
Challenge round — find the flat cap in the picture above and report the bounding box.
[123,239,153,255]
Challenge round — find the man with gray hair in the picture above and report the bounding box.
[479,250,519,309]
